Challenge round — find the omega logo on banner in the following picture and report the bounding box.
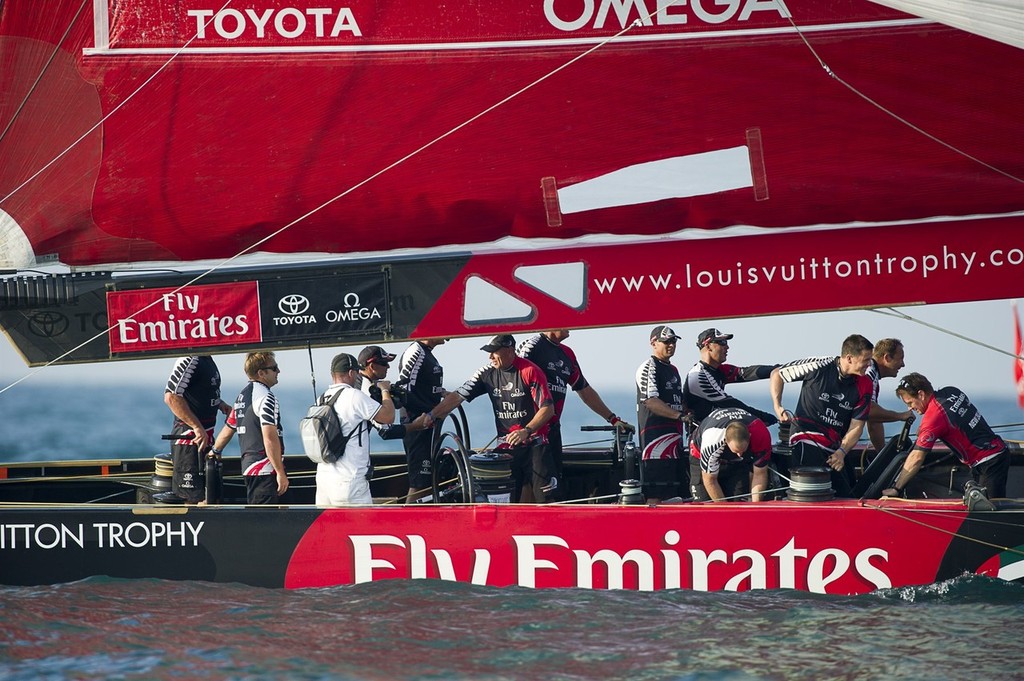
[259,274,388,340]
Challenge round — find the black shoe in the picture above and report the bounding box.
[152,491,186,504]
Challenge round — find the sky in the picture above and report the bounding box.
[2,297,1022,416]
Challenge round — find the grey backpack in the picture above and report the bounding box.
[299,388,359,464]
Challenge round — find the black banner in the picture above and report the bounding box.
[258,272,390,341]
[1,254,471,366]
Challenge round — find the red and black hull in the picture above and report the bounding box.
[3,500,1023,594]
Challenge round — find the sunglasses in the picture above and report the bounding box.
[261,365,280,373]
[711,340,729,347]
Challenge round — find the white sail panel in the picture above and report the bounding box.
[866,0,1024,49]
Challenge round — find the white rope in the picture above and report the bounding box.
[870,307,1024,361]
[783,11,1023,185]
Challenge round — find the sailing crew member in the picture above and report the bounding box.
[397,338,448,503]
[356,345,397,396]
[210,352,289,504]
[425,334,556,503]
[162,355,231,504]
[770,334,874,498]
[683,328,778,426]
[635,325,689,505]
[357,345,427,431]
[518,330,633,494]
[864,338,914,452]
[315,353,397,506]
[689,408,771,502]
[885,372,1008,499]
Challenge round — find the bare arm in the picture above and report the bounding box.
[867,421,887,453]
[577,385,634,431]
[882,448,927,497]
[426,390,466,425]
[164,392,210,450]
[702,471,726,502]
[506,403,555,447]
[371,381,396,425]
[261,424,289,496]
[642,397,685,421]
[750,466,768,502]
[869,401,914,424]
[769,368,790,422]
[211,423,235,453]
[827,419,866,471]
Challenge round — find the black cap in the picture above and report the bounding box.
[650,325,679,343]
[331,353,359,374]
[481,334,516,352]
[358,345,397,368]
[697,328,734,348]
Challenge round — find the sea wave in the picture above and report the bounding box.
[2,575,1023,680]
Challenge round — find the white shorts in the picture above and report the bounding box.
[315,465,372,505]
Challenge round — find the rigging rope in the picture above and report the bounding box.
[0,0,89,145]
[0,0,235,207]
[783,10,1024,186]
[870,307,1024,362]
[866,501,1024,560]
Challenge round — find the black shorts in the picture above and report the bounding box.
[973,450,1008,499]
[508,441,557,502]
[403,424,440,490]
[689,456,752,502]
[640,434,687,499]
[245,474,280,505]
[547,423,564,473]
[171,440,204,504]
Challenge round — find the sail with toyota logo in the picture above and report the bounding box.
[1,0,1023,363]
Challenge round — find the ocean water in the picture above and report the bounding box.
[2,576,1024,680]
[2,385,1023,463]
[0,385,646,462]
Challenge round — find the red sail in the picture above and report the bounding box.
[1,1,1023,268]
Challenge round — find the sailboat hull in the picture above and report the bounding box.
[2,500,1023,594]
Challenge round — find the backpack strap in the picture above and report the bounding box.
[321,384,369,445]
[320,385,347,407]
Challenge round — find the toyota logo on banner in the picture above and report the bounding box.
[278,294,310,316]
[28,311,70,337]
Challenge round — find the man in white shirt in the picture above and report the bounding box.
[315,352,396,506]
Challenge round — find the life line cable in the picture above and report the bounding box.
[863,500,1024,560]
[870,308,1024,365]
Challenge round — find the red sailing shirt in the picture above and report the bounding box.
[915,387,1005,468]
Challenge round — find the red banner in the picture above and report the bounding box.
[412,216,1024,338]
[98,1,897,51]
[107,282,262,354]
